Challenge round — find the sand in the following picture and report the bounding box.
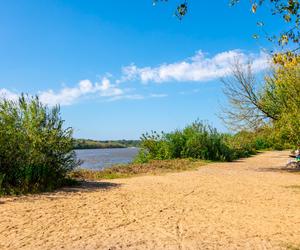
[1,151,300,250]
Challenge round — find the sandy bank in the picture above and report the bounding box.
[1,151,300,249]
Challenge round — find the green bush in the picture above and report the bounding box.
[135,121,283,164]
[0,95,79,194]
[135,121,236,162]
[225,131,257,158]
[224,126,291,159]
[180,122,234,161]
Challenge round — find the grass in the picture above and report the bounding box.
[70,159,209,180]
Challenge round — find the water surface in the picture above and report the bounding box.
[75,147,139,170]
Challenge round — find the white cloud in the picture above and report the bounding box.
[108,92,169,101]
[0,77,124,106]
[39,77,125,106]
[0,89,19,101]
[119,50,270,84]
[107,94,145,102]
[0,49,270,106]
[38,77,124,106]
[150,93,168,98]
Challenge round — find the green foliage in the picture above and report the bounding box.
[135,121,282,163]
[227,125,293,153]
[0,95,79,194]
[222,57,299,148]
[225,130,273,158]
[225,131,257,158]
[259,57,300,147]
[137,131,172,161]
[135,121,238,162]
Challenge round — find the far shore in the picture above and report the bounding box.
[74,145,128,150]
[73,138,140,150]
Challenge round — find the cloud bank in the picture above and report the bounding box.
[0,77,125,106]
[0,89,19,101]
[0,49,270,106]
[120,50,269,83]
[38,78,124,106]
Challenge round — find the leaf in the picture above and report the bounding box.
[284,14,291,22]
[252,3,257,13]
[279,35,289,46]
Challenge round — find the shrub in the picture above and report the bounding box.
[134,131,172,162]
[135,121,236,162]
[180,122,234,161]
[135,120,286,163]
[226,131,257,158]
[0,95,79,194]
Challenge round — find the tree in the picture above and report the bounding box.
[263,55,300,145]
[221,56,300,145]
[154,0,300,145]
[220,61,278,131]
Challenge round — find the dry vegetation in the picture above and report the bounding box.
[70,159,209,180]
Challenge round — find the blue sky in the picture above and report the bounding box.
[0,0,282,139]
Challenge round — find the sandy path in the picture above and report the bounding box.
[1,151,300,250]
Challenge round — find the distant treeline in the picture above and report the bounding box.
[73,139,140,149]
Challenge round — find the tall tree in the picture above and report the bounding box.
[220,61,278,131]
[221,56,300,145]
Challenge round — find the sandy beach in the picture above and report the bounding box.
[1,151,300,249]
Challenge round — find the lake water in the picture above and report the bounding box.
[75,147,140,170]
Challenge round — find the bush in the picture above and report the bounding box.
[225,131,257,158]
[135,121,285,164]
[223,126,291,159]
[135,121,236,162]
[0,95,79,194]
